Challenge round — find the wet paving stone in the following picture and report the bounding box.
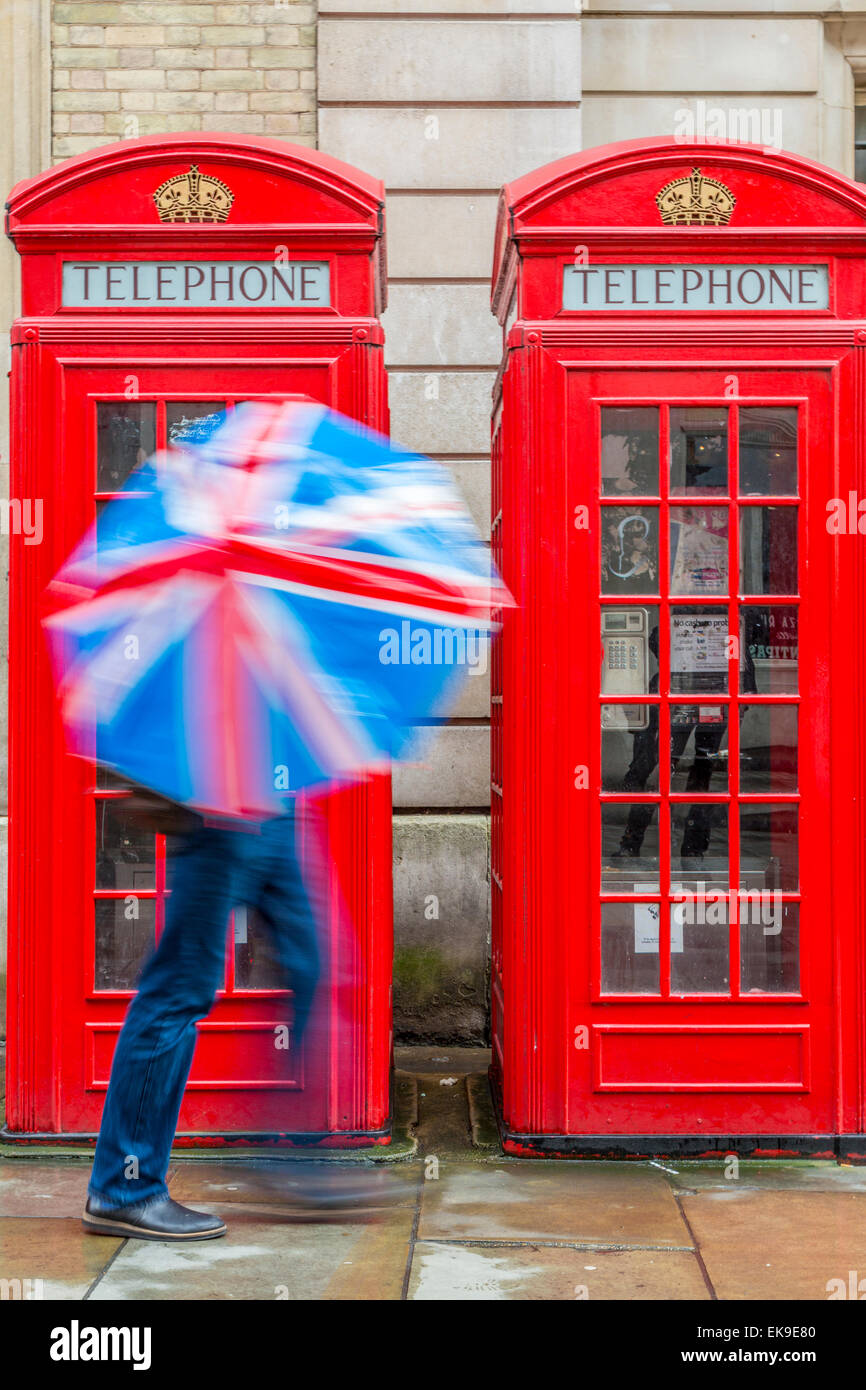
[408,1241,709,1300]
[87,1204,415,1301]
[418,1160,689,1247]
[0,1217,122,1299]
[681,1189,866,1300]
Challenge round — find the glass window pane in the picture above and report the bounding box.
[670,408,728,495]
[602,803,659,891]
[601,506,659,594]
[741,901,800,994]
[95,897,156,991]
[670,895,729,995]
[233,906,284,990]
[95,799,156,891]
[601,606,659,698]
[740,802,798,892]
[671,802,728,877]
[739,407,798,496]
[856,109,866,184]
[740,606,798,693]
[601,406,659,496]
[166,401,226,446]
[96,401,156,492]
[670,606,729,694]
[740,507,798,594]
[670,706,729,792]
[602,705,659,792]
[601,901,660,994]
[740,704,797,792]
[669,506,729,595]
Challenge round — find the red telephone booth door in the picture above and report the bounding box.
[566,364,835,1139]
[56,367,392,1139]
[5,135,392,1143]
[14,360,392,1143]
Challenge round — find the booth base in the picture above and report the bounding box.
[0,1075,419,1163]
[490,1070,866,1161]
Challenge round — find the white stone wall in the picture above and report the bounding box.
[581,3,853,173]
[318,1,581,1036]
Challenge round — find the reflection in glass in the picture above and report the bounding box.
[740,606,798,693]
[671,801,728,874]
[670,706,729,792]
[233,905,284,990]
[95,897,156,991]
[95,800,156,891]
[96,401,156,491]
[740,802,798,891]
[739,407,798,496]
[601,803,659,891]
[670,606,729,695]
[600,407,659,496]
[740,507,798,594]
[740,704,797,792]
[166,401,225,447]
[601,606,659,699]
[670,897,729,994]
[601,901,660,994]
[669,506,729,595]
[670,408,728,495]
[602,705,658,792]
[600,506,658,594]
[741,901,799,994]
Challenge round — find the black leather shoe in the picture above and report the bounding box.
[83,1193,227,1242]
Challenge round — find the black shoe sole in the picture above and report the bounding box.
[82,1212,227,1242]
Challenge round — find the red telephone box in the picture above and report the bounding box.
[5,134,393,1145]
[490,137,866,1158]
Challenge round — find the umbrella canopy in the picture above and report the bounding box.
[45,401,512,818]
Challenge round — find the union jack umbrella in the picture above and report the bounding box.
[44,401,513,818]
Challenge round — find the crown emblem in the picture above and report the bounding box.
[655,168,735,227]
[153,165,234,224]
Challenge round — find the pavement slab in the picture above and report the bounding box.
[168,1157,421,1211]
[418,1159,689,1247]
[681,1189,866,1300]
[407,1241,710,1300]
[662,1160,866,1194]
[0,1159,92,1218]
[87,1203,415,1301]
[0,1217,123,1299]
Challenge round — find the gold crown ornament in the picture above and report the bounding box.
[655,168,736,227]
[153,165,234,224]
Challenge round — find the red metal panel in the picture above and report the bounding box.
[5,136,392,1143]
[491,139,866,1150]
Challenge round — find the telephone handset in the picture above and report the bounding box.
[601,608,650,730]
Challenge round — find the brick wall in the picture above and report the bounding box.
[51,1,316,161]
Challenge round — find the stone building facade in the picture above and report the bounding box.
[2,0,866,1039]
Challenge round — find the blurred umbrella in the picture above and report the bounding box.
[44,401,512,818]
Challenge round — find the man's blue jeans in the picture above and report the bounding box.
[89,811,320,1207]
